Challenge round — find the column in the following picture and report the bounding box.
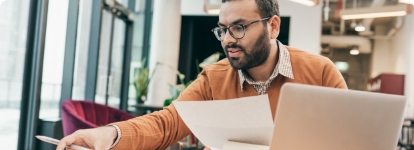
[147,0,182,106]
[404,12,414,117]
[370,25,391,78]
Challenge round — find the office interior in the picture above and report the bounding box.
[0,0,413,149]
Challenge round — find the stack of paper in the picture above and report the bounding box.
[173,95,274,150]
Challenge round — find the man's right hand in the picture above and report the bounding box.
[56,126,118,150]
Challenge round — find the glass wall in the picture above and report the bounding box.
[95,10,113,105]
[0,0,30,149]
[0,0,149,148]
[72,0,93,100]
[39,0,69,119]
[95,7,128,108]
[128,0,151,109]
[107,18,126,108]
[118,0,129,8]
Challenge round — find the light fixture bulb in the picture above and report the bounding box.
[289,0,317,6]
[340,5,408,20]
[399,0,413,4]
[341,11,407,20]
[350,49,360,55]
[207,9,220,14]
[355,22,365,32]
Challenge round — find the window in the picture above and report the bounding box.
[0,0,30,149]
[39,0,69,119]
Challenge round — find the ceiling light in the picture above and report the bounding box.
[207,9,220,14]
[289,0,319,6]
[355,22,365,32]
[350,49,360,55]
[340,5,409,20]
[205,4,221,14]
[343,11,407,19]
[399,0,413,4]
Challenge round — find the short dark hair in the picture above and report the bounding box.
[221,0,280,17]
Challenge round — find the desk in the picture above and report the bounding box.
[131,104,163,116]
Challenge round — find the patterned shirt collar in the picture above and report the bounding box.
[238,41,294,94]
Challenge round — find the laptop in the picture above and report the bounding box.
[268,83,407,150]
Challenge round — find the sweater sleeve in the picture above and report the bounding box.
[321,58,348,89]
[111,70,211,150]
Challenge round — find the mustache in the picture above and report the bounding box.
[224,44,246,52]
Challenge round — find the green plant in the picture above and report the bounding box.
[198,52,221,69]
[133,58,157,104]
[163,52,221,106]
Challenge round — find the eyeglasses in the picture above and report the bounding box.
[211,17,270,41]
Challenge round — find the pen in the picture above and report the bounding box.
[35,135,91,150]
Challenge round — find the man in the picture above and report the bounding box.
[57,0,347,149]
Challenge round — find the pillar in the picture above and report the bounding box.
[146,0,182,106]
[404,12,414,117]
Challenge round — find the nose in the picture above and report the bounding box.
[221,30,237,47]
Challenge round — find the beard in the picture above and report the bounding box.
[223,27,271,70]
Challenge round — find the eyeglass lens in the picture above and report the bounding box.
[215,24,245,41]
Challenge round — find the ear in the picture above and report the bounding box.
[268,15,281,39]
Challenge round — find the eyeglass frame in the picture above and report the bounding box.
[211,17,271,41]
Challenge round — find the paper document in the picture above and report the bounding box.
[222,141,270,150]
[173,95,274,150]
[35,135,91,150]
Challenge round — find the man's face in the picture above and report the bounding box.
[219,0,271,70]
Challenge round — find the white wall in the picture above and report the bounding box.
[180,0,323,54]
[181,0,218,16]
[390,19,411,74]
[400,13,414,117]
[371,39,392,78]
[407,13,414,117]
[385,12,414,117]
[278,0,322,54]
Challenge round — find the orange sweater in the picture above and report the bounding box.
[112,47,347,150]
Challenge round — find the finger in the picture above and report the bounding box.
[93,140,112,150]
[56,132,80,150]
[204,147,211,150]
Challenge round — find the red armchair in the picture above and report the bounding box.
[61,100,135,136]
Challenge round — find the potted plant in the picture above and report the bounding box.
[133,58,157,104]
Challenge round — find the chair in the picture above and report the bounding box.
[61,100,183,150]
[61,100,135,136]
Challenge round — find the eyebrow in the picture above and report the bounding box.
[217,18,247,27]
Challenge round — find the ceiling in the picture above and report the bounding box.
[321,0,401,36]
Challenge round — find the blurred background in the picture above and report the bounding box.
[0,0,413,149]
